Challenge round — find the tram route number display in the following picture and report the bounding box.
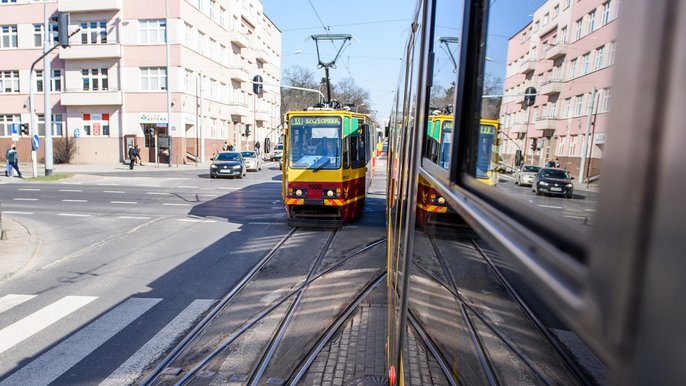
[291,117,341,126]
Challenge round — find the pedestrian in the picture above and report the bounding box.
[228,143,235,151]
[254,141,261,156]
[545,159,553,167]
[5,146,13,177]
[134,145,143,166]
[222,142,229,151]
[554,158,560,168]
[6,145,22,178]
[128,145,135,170]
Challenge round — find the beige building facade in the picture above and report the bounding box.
[0,0,281,165]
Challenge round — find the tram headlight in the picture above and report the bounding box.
[326,190,335,198]
[437,196,446,205]
[295,189,303,197]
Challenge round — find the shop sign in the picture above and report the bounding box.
[593,133,607,144]
[139,113,168,124]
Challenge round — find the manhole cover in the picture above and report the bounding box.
[344,375,389,386]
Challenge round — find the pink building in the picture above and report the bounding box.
[499,0,619,179]
[0,0,281,165]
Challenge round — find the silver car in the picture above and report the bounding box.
[514,165,541,186]
[241,151,263,171]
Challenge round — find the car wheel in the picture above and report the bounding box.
[514,178,519,185]
[210,174,215,179]
[565,193,573,199]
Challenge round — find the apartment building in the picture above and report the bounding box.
[0,0,281,164]
[499,0,618,179]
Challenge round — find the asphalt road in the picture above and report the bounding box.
[496,174,599,228]
[0,163,293,385]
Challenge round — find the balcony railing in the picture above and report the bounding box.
[228,30,249,48]
[544,44,568,60]
[518,60,537,74]
[61,89,122,106]
[60,43,121,60]
[540,80,564,95]
[535,117,558,131]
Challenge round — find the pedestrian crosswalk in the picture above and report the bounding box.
[0,294,215,386]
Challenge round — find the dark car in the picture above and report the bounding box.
[210,151,246,179]
[532,168,574,198]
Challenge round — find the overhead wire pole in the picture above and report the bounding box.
[43,4,53,176]
[310,34,352,106]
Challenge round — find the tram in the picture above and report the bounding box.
[282,109,372,226]
[386,1,685,386]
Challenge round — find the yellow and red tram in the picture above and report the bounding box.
[282,109,373,227]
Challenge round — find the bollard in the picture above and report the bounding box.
[0,201,7,240]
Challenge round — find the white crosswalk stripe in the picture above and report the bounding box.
[0,294,36,314]
[0,296,97,355]
[0,297,161,386]
[98,299,215,386]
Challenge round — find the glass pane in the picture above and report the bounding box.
[288,116,341,170]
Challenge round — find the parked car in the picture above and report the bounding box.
[241,151,263,171]
[532,168,574,198]
[514,165,541,186]
[270,143,283,162]
[209,151,246,179]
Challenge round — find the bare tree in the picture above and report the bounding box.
[430,83,455,111]
[280,66,320,117]
[481,73,503,120]
[332,77,370,111]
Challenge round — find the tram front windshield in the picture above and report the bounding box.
[289,116,342,170]
[439,121,453,169]
[475,124,497,178]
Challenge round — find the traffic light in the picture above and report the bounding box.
[57,12,70,48]
[20,123,29,135]
[264,137,270,153]
[530,138,538,151]
[245,124,251,137]
[252,75,263,95]
[524,86,537,107]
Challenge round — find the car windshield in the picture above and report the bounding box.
[274,144,283,151]
[522,166,541,173]
[241,151,256,158]
[540,169,571,179]
[289,116,342,170]
[215,153,240,161]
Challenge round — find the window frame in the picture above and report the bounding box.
[81,68,109,91]
[140,67,167,91]
[0,25,18,48]
[139,19,167,44]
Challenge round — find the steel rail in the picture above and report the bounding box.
[406,310,460,386]
[140,227,298,386]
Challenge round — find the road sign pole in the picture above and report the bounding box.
[43,4,53,177]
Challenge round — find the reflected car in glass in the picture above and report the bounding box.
[532,168,574,198]
[210,151,246,179]
[270,143,284,161]
[241,151,263,171]
[514,165,541,186]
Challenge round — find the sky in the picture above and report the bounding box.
[261,0,546,121]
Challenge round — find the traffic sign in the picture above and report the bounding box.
[74,128,80,138]
[32,134,40,151]
[11,123,19,142]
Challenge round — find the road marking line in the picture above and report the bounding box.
[117,216,151,220]
[57,213,91,217]
[201,194,219,197]
[248,222,283,225]
[0,296,97,355]
[98,299,214,386]
[0,298,160,386]
[59,189,82,192]
[3,211,34,215]
[537,204,563,209]
[98,183,121,186]
[178,185,198,188]
[61,199,88,203]
[103,190,125,194]
[179,219,216,223]
[584,208,596,212]
[18,188,40,191]
[564,215,587,220]
[137,184,160,188]
[163,203,190,206]
[111,201,138,205]
[0,294,37,314]
[146,192,169,195]
[13,198,38,201]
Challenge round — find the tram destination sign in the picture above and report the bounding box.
[291,117,341,126]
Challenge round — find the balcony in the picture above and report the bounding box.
[59,0,122,12]
[535,117,558,132]
[518,60,537,74]
[510,123,528,133]
[228,30,249,48]
[540,80,563,95]
[60,44,121,60]
[227,65,249,82]
[228,102,249,118]
[544,44,568,60]
[254,48,269,63]
[61,90,122,106]
[255,110,270,122]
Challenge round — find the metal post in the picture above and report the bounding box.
[195,73,199,166]
[199,72,205,162]
[165,0,172,167]
[522,105,533,163]
[0,202,7,240]
[578,87,597,182]
[43,4,53,176]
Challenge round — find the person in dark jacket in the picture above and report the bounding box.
[6,145,22,178]
[128,145,136,170]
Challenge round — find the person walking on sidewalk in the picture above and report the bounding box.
[128,145,136,170]
[134,145,143,166]
[6,145,22,178]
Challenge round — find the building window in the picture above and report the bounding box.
[574,95,584,116]
[574,19,583,41]
[185,23,194,47]
[587,11,596,33]
[0,25,18,48]
[542,13,549,26]
[198,31,206,54]
[594,46,605,70]
[35,69,63,92]
[608,41,616,65]
[602,1,612,25]
[139,19,166,44]
[82,113,110,136]
[581,53,590,75]
[560,26,567,43]
[36,113,64,136]
[82,68,109,91]
[0,70,19,93]
[34,23,58,47]
[184,69,194,93]
[209,0,217,21]
[1,0,18,3]
[567,59,576,79]
[600,88,612,112]
[140,67,167,91]
[549,100,558,118]
[553,5,560,17]
[0,115,20,137]
[80,21,108,44]
[563,0,571,9]
[220,7,228,29]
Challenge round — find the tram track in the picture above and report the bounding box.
[142,227,386,386]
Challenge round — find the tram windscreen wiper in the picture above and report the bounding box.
[311,157,331,172]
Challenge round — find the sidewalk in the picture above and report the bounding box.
[0,215,37,282]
